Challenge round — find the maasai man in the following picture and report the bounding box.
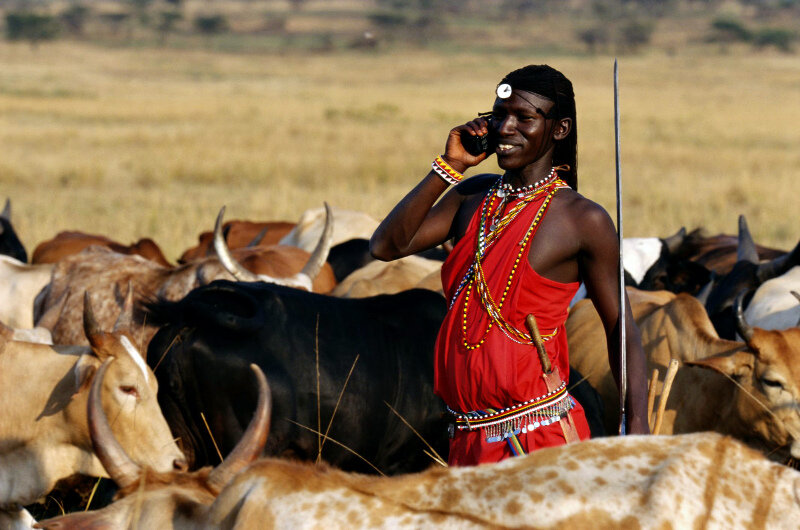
[370,65,649,466]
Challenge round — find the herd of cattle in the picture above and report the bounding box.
[0,196,799,528]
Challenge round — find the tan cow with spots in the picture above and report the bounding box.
[568,287,800,463]
[39,364,800,529]
[200,432,799,529]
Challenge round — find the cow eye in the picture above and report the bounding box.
[120,385,140,398]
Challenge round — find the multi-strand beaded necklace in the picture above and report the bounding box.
[450,168,568,350]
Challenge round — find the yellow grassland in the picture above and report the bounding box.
[0,41,798,262]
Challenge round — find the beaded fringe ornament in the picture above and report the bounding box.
[452,175,569,349]
[448,382,575,443]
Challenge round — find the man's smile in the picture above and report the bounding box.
[497,143,519,154]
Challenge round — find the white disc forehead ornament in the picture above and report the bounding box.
[496,83,512,99]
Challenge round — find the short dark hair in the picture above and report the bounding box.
[499,65,578,191]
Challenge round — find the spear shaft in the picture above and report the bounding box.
[614,59,627,436]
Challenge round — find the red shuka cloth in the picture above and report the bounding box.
[435,179,591,466]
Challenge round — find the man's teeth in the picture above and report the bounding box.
[498,144,514,152]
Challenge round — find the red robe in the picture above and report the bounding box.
[435,178,591,466]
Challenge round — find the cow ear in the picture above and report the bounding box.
[685,351,754,380]
[73,354,99,396]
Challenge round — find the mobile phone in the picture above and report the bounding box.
[460,119,496,156]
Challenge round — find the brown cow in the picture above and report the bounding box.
[35,207,334,347]
[32,231,172,267]
[178,220,296,263]
[567,287,800,462]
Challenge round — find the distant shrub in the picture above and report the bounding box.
[5,12,60,44]
[368,12,408,28]
[752,27,795,51]
[576,24,610,53]
[709,17,752,43]
[59,4,91,36]
[618,18,655,52]
[194,14,228,35]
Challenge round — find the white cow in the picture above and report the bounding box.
[0,292,185,514]
[280,206,379,252]
[744,266,800,330]
[0,255,53,328]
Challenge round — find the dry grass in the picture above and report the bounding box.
[1,41,798,261]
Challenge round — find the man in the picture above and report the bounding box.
[370,65,649,466]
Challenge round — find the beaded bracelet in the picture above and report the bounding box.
[432,156,464,186]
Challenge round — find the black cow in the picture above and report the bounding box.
[145,280,450,475]
[327,238,449,284]
[326,238,375,282]
[0,199,27,262]
[702,217,799,339]
[145,280,606,476]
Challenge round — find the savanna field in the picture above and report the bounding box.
[1,21,799,261]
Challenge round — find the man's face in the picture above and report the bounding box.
[490,89,558,171]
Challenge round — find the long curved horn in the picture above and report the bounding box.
[88,358,142,489]
[214,207,262,283]
[661,226,686,255]
[207,364,271,492]
[756,240,800,284]
[113,282,135,333]
[734,290,754,344]
[299,202,334,281]
[737,215,759,264]
[83,291,104,349]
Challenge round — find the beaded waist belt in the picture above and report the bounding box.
[447,382,575,443]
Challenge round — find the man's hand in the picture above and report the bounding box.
[443,117,491,172]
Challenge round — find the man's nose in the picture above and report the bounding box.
[495,116,515,136]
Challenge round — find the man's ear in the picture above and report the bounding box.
[553,117,572,141]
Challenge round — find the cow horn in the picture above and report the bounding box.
[88,358,142,489]
[734,290,754,344]
[736,215,759,264]
[213,206,262,283]
[246,226,270,248]
[1,198,9,221]
[756,239,800,284]
[207,364,271,493]
[661,226,686,255]
[299,202,334,282]
[695,275,715,306]
[113,282,135,333]
[83,291,105,348]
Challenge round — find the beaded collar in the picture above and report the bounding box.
[499,166,559,198]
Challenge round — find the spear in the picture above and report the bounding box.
[614,58,627,436]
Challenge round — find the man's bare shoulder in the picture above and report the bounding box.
[553,188,616,235]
